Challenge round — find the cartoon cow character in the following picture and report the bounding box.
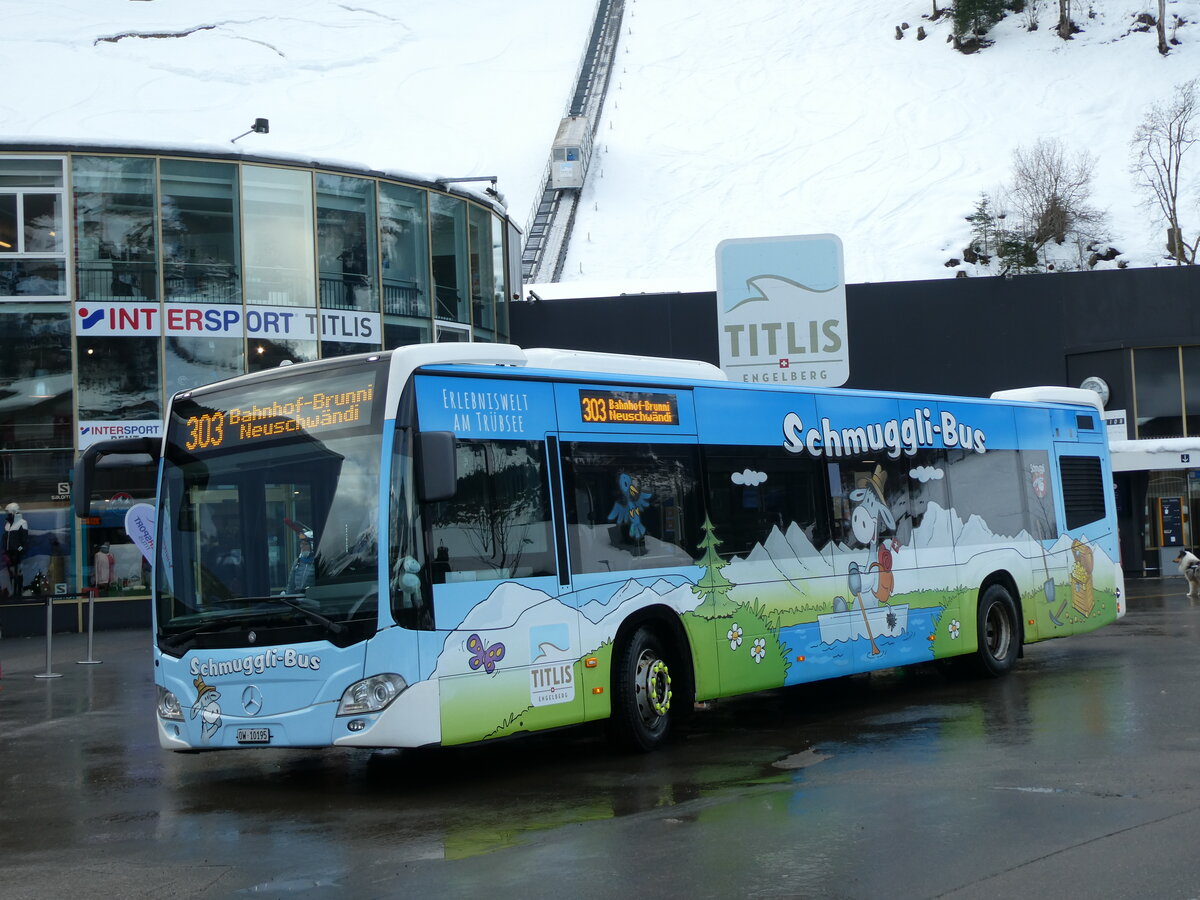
[190,676,223,740]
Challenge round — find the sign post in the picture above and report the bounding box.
[716,234,849,386]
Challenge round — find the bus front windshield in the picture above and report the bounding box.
[156,360,387,653]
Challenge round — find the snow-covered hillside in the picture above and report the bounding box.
[3,0,1198,290]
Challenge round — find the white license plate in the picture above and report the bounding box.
[236,727,271,744]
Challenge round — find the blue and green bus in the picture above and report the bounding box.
[75,344,1124,752]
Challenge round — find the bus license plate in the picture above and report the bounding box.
[236,727,271,744]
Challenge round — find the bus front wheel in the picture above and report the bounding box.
[973,583,1020,678]
[612,626,674,752]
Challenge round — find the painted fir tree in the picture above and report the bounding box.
[693,515,734,618]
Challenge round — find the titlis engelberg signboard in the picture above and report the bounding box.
[715,234,848,386]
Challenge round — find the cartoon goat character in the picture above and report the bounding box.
[190,676,223,741]
[846,466,901,656]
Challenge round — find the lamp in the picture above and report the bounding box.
[231,118,270,143]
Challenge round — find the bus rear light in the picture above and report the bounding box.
[337,673,408,716]
[592,687,604,695]
[157,685,183,721]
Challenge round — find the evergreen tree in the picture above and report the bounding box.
[693,515,734,618]
[952,0,1007,37]
[965,193,995,255]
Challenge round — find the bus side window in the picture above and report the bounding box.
[562,442,702,574]
[701,446,827,559]
[425,439,555,582]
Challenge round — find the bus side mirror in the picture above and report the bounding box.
[417,431,457,502]
[73,437,161,519]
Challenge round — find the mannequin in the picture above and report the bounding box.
[4,502,28,597]
[94,542,115,593]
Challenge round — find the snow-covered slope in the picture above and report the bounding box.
[4,0,1197,289]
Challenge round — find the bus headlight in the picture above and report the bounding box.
[337,673,408,716]
[157,685,184,721]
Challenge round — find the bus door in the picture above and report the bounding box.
[552,383,704,718]
[412,374,580,743]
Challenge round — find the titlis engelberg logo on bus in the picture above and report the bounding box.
[189,648,321,678]
[782,407,987,459]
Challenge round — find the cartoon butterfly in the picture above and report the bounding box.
[466,633,505,675]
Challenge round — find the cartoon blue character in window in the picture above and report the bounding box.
[608,472,652,552]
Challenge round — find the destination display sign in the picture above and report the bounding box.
[170,367,380,455]
[578,389,679,426]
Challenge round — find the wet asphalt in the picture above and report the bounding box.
[3,578,1200,899]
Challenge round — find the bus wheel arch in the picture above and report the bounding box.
[609,607,695,752]
[972,575,1022,678]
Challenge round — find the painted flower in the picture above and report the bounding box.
[948,618,961,639]
[727,623,743,649]
[751,637,766,663]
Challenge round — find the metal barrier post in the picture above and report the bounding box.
[34,593,62,679]
[77,588,101,665]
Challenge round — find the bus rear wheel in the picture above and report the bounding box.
[973,583,1020,678]
[612,626,674,752]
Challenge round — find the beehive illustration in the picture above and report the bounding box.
[1070,539,1095,617]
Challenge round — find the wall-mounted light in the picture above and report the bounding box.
[231,118,270,144]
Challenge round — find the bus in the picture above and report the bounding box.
[74,344,1125,752]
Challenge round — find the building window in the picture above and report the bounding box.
[317,174,382,358]
[469,205,495,341]
[1182,346,1200,437]
[317,174,377,312]
[380,182,431,345]
[164,335,245,396]
[430,193,468,325]
[76,335,161,421]
[242,165,315,308]
[247,336,317,373]
[161,159,241,304]
[0,302,72,451]
[0,301,73,600]
[1134,347,1184,439]
[72,156,158,302]
[492,213,509,342]
[0,157,66,299]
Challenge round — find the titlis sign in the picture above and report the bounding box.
[715,234,849,386]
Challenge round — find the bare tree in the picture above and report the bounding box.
[1024,0,1040,31]
[1056,0,1073,38]
[1007,138,1105,252]
[1157,0,1169,55]
[1130,78,1199,265]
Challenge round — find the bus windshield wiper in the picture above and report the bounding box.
[248,594,347,636]
[161,609,259,651]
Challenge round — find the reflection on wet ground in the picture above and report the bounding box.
[4,577,1200,897]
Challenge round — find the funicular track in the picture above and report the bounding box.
[520,0,624,285]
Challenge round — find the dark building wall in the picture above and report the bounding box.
[511,266,1200,403]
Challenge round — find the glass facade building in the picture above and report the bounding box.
[0,146,520,611]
